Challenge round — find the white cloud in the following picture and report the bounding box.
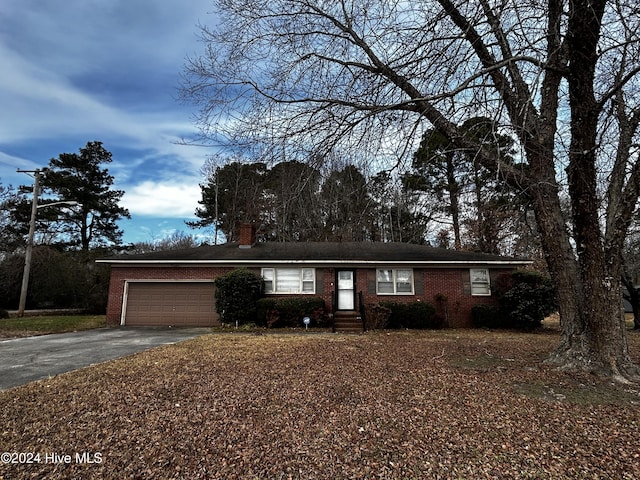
[122,180,201,218]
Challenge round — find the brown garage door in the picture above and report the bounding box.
[125,282,219,326]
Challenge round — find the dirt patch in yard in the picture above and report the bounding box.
[1,330,639,479]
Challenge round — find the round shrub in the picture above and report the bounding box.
[486,270,557,330]
[500,270,556,329]
[214,268,264,326]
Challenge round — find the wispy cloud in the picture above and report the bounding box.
[0,0,215,242]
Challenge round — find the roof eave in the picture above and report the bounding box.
[96,259,533,267]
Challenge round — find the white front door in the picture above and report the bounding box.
[337,270,355,310]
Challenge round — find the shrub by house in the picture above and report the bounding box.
[214,268,264,326]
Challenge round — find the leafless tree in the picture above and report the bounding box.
[182,0,640,381]
[129,231,201,254]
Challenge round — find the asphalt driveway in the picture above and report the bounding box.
[0,327,210,390]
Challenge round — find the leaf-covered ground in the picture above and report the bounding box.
[1,329,639,479]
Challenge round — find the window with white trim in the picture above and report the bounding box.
[376,269,414,295]
[470,268,491,296]
[262,268,315,294]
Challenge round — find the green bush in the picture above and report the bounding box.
[214,269,264,326]
[471,304,504,329]
[380,301,440,329]
[256,297,328,328]
[477,270,556,330]
[499,272,556,330]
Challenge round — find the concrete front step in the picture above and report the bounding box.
[333,311,364,333]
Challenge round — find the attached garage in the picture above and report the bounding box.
[123,282,219,327]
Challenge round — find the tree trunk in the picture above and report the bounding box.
[533,183,638,380]
[543,0,639,382]
[547,264,638,380]
[445,156,462,250]
[528,182,584,348]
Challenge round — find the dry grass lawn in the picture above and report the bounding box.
[1,329,640,479]
[0,315,106,338]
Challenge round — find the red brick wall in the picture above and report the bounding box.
[106,265,512,328]
[349,268,504,328]
[419,268,508,327]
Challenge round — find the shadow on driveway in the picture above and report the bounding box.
[0,327,210,390]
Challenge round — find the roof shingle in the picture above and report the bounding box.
[99,242,531,266]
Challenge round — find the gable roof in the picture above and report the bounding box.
[98,242,532,268]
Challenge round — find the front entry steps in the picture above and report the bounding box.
[333,310,364,333]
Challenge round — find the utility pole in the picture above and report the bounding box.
[214,166,219,245]
[16,169,79,317]
[17,168,41,317]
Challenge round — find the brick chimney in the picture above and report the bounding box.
[239,222,256,248]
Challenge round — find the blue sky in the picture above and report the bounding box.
[0,0,218,245]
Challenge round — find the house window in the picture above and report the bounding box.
[470,268,491,296]
[262,268,315,294]
[376,269,414,295]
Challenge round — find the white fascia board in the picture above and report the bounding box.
[97,259,533,267]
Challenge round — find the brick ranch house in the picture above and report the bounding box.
[98,224,532,329]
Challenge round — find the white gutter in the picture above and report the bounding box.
[97,259,532,266]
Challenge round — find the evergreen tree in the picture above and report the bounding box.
[41,141,130,251]
[189,161,269,241]
[0,181,25,255]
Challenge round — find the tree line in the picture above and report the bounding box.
[190,115,538,258]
